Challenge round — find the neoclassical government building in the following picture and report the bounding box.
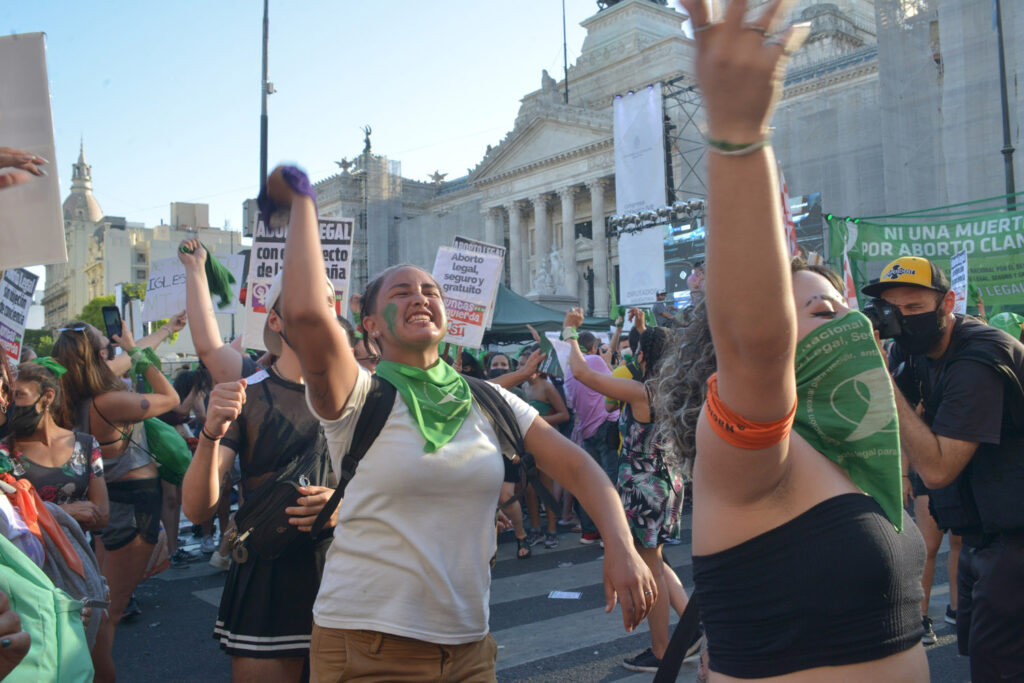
[311,0,1023,316]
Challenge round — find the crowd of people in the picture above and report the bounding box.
[1,0,1023,681]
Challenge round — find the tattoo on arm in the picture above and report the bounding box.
[140,398,150,411]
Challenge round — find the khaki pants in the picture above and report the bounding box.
[310,626,497,682]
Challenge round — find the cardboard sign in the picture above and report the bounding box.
[0,34,67,270]
[453,235,505,329]
[433,247,502,348]
[950,249,968,315]
[242,217,354,350]
[0,269,39,365]
[141,255,245,323]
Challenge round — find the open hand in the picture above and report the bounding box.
[602,542,658,632]
[0,147,47,190]
[286,485,336,532]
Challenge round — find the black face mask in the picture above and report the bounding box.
[7,399,44,437]
[487,368,509,379]
[894,307,945,355]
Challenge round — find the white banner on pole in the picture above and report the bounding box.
[0,269,38,365]
[452,235,505,329]
[0,34,67,270]
[141,255,245,323]
[433,246,502,349]
[242,217,354,351]
[613,84,666,306]
[950,249,968,315]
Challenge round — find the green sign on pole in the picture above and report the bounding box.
[827,212,1024,315]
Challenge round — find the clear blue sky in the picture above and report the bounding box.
[2,1,639,231]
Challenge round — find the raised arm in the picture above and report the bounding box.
[684,0,810,500]
[488,349,544,390]
[564,308,645,406]
[107,314,186,377]
[93,364,180,423]
[179,239,245,382]
[272,167,359,420]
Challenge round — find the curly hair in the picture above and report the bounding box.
[637,326,672,382]
[653,298,715,469]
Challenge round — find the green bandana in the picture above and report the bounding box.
[375,360,473,453]
[793,311,903,530]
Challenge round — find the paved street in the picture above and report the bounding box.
[112,512,972,682]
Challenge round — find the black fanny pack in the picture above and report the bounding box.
[229,448,325,563]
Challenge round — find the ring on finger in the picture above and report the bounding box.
[743,23,768,36]
[644,590,653,595]
[692,22,714,33]
[764,35,794,55]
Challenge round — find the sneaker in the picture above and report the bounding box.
[169,548,201,568]
[622,647,661,673]
[200,535,218,554]
[579,532,601,545]
[921,615,936,645]
[544,532,559,549]
[945,604,957,625]
[121,595,142,622]
[557,517,578,527]
[208,550,231,571]
[524,531,543,547]
[664,537,682,546]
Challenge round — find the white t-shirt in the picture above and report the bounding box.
[307,369,538,644]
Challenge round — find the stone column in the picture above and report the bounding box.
[587,178,610,316]
[531,194,551,282]
[483,207,500,245]
[506,201,525,293]
[558,186,578,298]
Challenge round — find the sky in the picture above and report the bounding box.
[2,0,656,232]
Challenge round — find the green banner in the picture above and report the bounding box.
[827,212,1024,315]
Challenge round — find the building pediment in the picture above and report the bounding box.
[471,107,612,186]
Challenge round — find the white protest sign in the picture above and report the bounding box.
[242,217,355,351]
[544,331,572,378]
[0,34,67,270]
[0,269,39,365]
[950,249,968,315]
[433,247,502,348]
[453,235,505,329]
[142,255,246,323]
[618,224,667,305]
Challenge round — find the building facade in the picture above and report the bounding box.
[44,144,243,356]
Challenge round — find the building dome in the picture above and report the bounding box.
[62,142,103,222]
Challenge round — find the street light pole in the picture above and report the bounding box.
[259,0,269,188]
[995,0,1016,210]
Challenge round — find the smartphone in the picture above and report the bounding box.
[101,306,123,342]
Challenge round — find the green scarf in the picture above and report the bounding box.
[179,242,236,308]
[793,311,903,530]
[375,360,473,453]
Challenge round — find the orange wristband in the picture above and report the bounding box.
[704,373,796,449]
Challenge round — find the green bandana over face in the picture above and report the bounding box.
[375,360,473,453]
[793,311,903,530]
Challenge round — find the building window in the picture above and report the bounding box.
[136,269,147,281]
[575,220,593,240]
[136,252,146,263]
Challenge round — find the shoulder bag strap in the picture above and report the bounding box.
[654,592,702,683]
[309,376,397,537]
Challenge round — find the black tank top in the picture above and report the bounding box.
[692,493,925,678]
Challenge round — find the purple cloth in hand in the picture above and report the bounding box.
[257,165,318,230]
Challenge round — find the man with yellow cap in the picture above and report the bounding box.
[862,256,1024,681]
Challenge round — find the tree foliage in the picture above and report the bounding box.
[76,295,116,331]
[22,329,53,356]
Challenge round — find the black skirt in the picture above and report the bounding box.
[213,535,331,658]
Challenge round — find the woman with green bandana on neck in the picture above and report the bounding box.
[259,164,657,682]
[665,0,929,681]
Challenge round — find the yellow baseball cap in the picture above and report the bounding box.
[861,256,950,298]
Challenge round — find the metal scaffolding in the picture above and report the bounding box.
[662,76,707,202]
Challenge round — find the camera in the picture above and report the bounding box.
[863,298,903,339]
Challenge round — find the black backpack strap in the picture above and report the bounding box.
[310,376,397,537]
[465,377,563,514]
[654,592,702,683]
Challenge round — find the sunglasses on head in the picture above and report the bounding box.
[57,324,89,333]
